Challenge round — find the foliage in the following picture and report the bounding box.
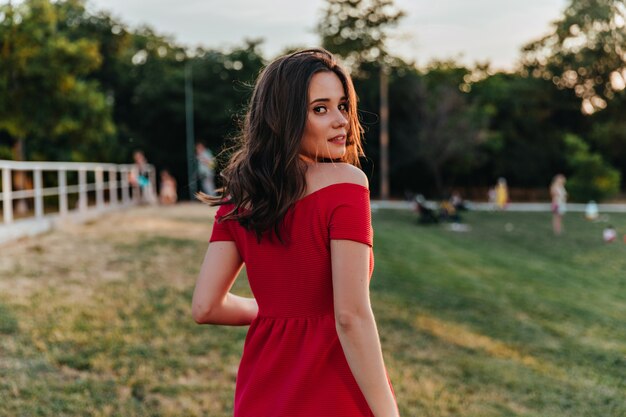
[1,0,626,197]
[414,62,488,196]
[0,0,115,161]
[522,0,626,114]
[470,73,584,188]
[317,0,404,67]
[119,39,264,198]
[587,92,626,177]
[0,0,264,199]
[563,133,621,201]
[190,41,265,171]
[380,61,489,197]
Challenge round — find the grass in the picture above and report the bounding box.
[372,209,626,416]
[1,204,625,416]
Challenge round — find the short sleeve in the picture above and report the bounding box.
[328,185,373,247]
[209,204,235,242]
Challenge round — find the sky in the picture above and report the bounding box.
[87,0,569,71]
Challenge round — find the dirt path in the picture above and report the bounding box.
[0,203,216,301]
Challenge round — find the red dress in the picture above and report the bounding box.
[210,183,390,417]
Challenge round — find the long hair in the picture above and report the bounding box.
[201,48,365,242]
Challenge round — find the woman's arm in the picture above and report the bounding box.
[331,239,399,417]
[192,241,258,325]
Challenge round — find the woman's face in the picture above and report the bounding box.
[299,71,349,161]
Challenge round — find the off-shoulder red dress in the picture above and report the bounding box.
[209,183,390,417]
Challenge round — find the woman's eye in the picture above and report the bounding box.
[338,103,348,112]
[313,106,327,114]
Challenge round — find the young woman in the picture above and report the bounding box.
[191,48,399,417]
[550,174,567,235]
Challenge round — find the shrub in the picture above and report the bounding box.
[564,134,621,202]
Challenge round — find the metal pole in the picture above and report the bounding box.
[185,60,197,198]
[379,65,390,201]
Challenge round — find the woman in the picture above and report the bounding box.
[550,174,567,235]
[129,150,156,204]
[158,169,177,205]
[495,177,509,210]
[191,49,399,417]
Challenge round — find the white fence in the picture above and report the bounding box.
[0,160,156,245]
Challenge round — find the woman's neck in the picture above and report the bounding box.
[298,154,317,164]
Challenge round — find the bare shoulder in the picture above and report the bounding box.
[307,163,369,192]
[330,163,369,188]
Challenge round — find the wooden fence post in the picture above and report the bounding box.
[95,168,104,210]
[34,168,43,218]
[58,169,68,216]
[78,169,87,212]
[2,167,13,224]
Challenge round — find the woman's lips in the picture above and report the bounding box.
[328,135,346,145]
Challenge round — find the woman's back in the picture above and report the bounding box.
[210,164,377,416]
[213,163,371,317]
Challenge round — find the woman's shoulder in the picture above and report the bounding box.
[308,162,369,191]
[214,201,236,218]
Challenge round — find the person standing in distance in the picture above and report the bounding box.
[495,177,509,210]
[550,174,567,235]
[196,142,216,195]
[191,48,399,417]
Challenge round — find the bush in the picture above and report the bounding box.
[564,134,621,202]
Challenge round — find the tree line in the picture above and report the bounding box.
[1,0,625,201]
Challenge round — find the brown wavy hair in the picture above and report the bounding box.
[200,48,365,242]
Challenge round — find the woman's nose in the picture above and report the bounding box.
[333,111,348,128]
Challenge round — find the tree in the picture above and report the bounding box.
[317,0,404,68]
[379,60,489,197]
[415,63,487,197]
[317,0,404,198]
[111,36,264,199]
[470,72,585,189]
[53,1,135,162]
[0,0,115,163]
[522,0,626,114]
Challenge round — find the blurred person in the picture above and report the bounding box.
[439,200,460,223]
[196,142,216,196]
[550,174,567,235]
[129,150,156,204]
[191,48,399,417]
[415,194,438,224]
[585,200,599,220]
[450,191,467,211]
[487,186,496,210]
[159,170,177,205]
[495,177,509,210]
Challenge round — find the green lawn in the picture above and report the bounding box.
[373,209,626,416]
[0,205,625,416]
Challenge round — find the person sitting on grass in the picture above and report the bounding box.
[415,194,439,224]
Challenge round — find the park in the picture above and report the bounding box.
[1,204,625,416]
[2,0,626,416]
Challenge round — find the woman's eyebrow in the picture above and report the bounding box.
[309,96,347,105]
